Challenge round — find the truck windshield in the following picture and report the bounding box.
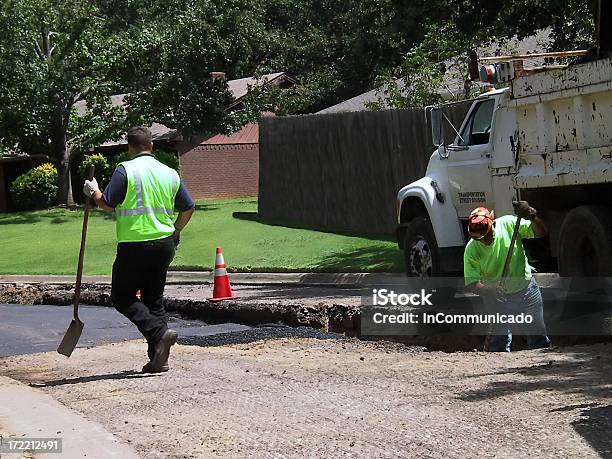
[458,98,495,146]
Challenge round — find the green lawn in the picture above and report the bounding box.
[0,198,404,275]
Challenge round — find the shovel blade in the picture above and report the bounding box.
[57,319,84,357]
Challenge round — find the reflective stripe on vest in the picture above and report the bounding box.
[115,155,179,243]
[116,207,175,217]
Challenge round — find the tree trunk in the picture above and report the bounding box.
[43,30,73,206]
[58,149,74,206]
[50,110,74,206]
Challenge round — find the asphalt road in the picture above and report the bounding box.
[0,304,252,357]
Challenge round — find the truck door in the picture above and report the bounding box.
[446,98,495,218]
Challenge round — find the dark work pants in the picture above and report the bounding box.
[111,236,175,345]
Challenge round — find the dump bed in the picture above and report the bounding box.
[510,58,612,189]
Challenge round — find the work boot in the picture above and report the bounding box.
[142,341,163,373]
[147,340,155,361]
[142,360,169,373]
[148,329,178,373]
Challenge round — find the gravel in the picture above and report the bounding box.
[1,334,611,458]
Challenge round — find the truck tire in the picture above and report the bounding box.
[403,217,441,277]
[558,205,612,277]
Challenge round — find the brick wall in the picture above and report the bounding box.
[179,143,259,200]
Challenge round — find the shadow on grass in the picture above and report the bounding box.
[172,244,404,273]
[312,245,404,272]
[195,203,220,212]
[0,207,93,225]
[233,211,396,242]
[0,213,42,225]
[50,217,69,224]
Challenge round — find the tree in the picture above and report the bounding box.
[0,0,270,205]
[371,0,598,109]
[448,0,596,51]
[256,0,446,112]
[0,0,121,204]
[367,22,478,109]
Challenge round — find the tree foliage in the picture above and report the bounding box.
[448,0,596,51]
[0,0,601,204]
[256,0,444,112]
[371,0,597,109]
[110,149,181,174]
[368,22,479,109]
[0,0,270,204]
[78,153,112,188]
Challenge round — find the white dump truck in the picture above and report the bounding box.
[396,56,612,277]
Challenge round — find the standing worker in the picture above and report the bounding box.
[83,126,195,372]
[463,201,551,352]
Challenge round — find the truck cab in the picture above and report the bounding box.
[396,57,612,277]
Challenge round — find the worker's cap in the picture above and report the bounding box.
[468,207,494,240]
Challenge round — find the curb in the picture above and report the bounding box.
[0,376,138,458]
[0,272,561,287]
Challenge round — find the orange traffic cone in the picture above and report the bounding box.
[209,247,236,302]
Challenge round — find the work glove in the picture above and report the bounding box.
[512,200,537,220]
[173,230,181,247]
[83,178,99,198]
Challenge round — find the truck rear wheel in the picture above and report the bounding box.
[558,205,612,277]
[403,217,441,277]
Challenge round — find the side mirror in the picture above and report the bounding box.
[437,144,449,159]
[430,107,444,147]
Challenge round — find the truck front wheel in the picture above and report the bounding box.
[403,217,441,277]
[558,205,612,277]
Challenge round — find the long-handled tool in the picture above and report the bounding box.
[483,215,522,350]
[500,215,522,291]
[57,165,95,357]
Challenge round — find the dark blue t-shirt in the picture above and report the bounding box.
[102,164,195,211]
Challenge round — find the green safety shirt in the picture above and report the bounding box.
[115,154,180,243]
[463,215,535,294]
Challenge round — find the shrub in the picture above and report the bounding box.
[10,163,59,210]
[111,149,180,174]
[154,149,181,173]
[110,151,128,171]
[78,153,112,187]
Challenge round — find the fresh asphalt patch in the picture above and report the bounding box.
[179,324,343,348]
[0,303,254,357]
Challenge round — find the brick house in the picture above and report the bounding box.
[81,72,297,200]
[178,121,261,199]
[178,72,296,200]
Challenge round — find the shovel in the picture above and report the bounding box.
[499,216,522,291]
[57,165,95,357]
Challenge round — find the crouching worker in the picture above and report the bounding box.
[463,202,551,352]
[83,126,195,372]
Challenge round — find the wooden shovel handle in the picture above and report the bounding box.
[73,165,95,320]
[499,216,522,290]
